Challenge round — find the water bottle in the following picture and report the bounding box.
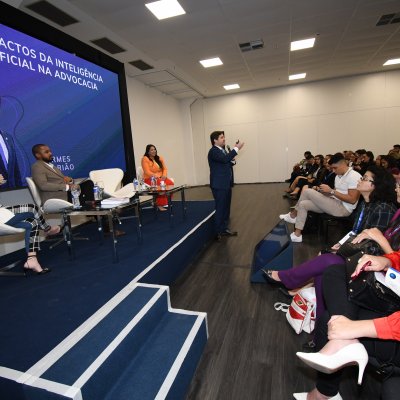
[160,180,166,190]
[93,183,100,202]
[133,178,139,190]
[150,175,156,189]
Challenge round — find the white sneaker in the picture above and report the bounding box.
[290,232,302,243]
[279,212,296,224]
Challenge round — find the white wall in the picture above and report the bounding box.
[126,77,194,186]
[190,70,400,184]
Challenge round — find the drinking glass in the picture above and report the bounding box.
[71,185,81,209]
[97,181,105,200]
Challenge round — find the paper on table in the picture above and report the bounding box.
[101,197,130,206]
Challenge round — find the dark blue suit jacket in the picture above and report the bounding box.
[208,146,237,190]
[0,130,29,189]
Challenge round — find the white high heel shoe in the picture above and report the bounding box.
[293,392,343,400]
[296,342,368,385]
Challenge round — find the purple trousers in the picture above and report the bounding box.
[278,253,345,318]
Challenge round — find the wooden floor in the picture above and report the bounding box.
[170,183,383,400]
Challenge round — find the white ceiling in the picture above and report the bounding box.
[9,0,400,98]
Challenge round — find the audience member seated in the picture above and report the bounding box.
[141,144,174,211]
[375,154,383,167]
[1,174,59,274]
[279,153,362,242]
[264,166,398,319]
[285,155,327,199]
[388,144,400,160]
[285,154,317,194]
[294,251,400,400]
[358,151,375,176]
[286,150,312,185]
[381,155,398,171]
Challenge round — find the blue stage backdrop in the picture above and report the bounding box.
[0,22,127,189]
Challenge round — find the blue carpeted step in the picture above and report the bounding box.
[22,284,169,399]
[102,312,208,400]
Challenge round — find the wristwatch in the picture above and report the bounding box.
[330,189,335,195]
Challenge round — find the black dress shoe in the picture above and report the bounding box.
[221,229,238,236]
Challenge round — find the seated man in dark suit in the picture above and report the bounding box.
[208,131,244,241]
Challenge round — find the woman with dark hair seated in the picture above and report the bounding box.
[264,166,398,319]
[294,252,400,400]
[1,174,57,274]
[286,155,330,199]
[285,154,317,194]
[141,144,174,211]
[381,155,398,171]
[358,151,375,176]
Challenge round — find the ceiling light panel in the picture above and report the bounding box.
[383,58,400,66]
[145,0,185,20]
[291,38,316,51]
[200,57,223,68]
[224,84,240,90]
[289,73,306,80]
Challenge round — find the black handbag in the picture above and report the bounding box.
[348,271,400,315]
[337,237,382,259]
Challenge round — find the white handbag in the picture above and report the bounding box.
[274,286,316,334]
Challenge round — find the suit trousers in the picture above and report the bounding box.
[211,187,232,234]
[294,188,350,230]
[314,263,400,397]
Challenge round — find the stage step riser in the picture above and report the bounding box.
[17,286,208,400]
[103,314,207,400]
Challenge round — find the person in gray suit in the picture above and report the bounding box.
[31,144,74,203]
[31,144,95,204]
[31,144,124,236]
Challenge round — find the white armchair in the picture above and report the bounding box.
[26,177,87,249]
[0,223,26,276]
[89,168,124,197]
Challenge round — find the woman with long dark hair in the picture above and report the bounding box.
[141,144,174,211]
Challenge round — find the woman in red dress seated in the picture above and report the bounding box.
[141,144,174,211]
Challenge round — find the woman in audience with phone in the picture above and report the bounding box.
[141,144,174,211]
[264,166,398,319]
[0,174,58,274]
[294,252,400,400]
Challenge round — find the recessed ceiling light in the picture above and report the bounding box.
[383,58,400,66]
[145,0,185,20]
[289,73,306,80]
[290,38,316,51]
[199,57,223,68]
[224,84,240,90]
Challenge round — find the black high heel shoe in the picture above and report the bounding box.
[24,256,51,276]
[261,269,283,285]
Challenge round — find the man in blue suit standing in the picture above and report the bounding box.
[208,131,244,241]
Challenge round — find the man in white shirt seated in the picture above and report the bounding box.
[280,152,361,243]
